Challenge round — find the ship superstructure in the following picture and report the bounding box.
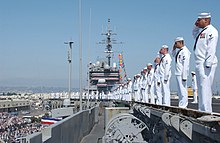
[88,19,122,93]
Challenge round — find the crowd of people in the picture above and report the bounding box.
[0,112,44,143]
[110,12,218,113]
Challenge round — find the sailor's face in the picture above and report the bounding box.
[159,49,163,54]
[196,18,206,28]
[155,57,160,63]
[147,65,152,70]
[175,41,182,48]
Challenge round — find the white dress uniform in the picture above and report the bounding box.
[133,78,139,101]
[193,13,218,112]
[119,86,123,100]
[127,81,133,101]
[140,74,148,103]
[117,88,120,100]
[154,63,162,105]
[191,72,198,103]
[134,76,141,101]
[173,44,191,108]
[124,84,128,101]
[159,52,172,106]
[147,68,155,104]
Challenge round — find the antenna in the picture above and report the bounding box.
[64,41,74,107]
[98,19,123,67]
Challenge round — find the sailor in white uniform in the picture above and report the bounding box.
[191,71,198,103]
[116,87,120,100]
[127,78,133,101]
[123,83,127,101]
[141,68,148,103]
[140,70,145,102]
[172,37,191,108]
[121,84,124,100]
[153,57,162,105]
[134,74,141,101]
[119,84,123,100]
[193,12,218,112]
[147,63,155,104]
[159,45,172,106]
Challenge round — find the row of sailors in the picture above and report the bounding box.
[113,12,218,113]
[113,37,198,108]
[112,38,198,109]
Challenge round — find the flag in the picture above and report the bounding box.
[41,117,62,125]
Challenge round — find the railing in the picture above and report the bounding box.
[23,105,99,143]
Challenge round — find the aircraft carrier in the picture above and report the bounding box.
[88,19,121,94]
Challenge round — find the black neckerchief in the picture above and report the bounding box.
[193,27,208,51]
[175,48,183,63]
[159,55,165,66]
[154,64,158,72]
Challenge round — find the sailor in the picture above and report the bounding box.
[124,83,128,101]
[116,86,120,100]
[133,74,141,101]
[119,84,123,100]
[90,91,94,100]
[147,63,155,104]
[127,78,133,101]
[172,37,191,108]
[120,84,124,100]
[116,87,120,100]
[140,68,148,103]
[193,12,218,112]
[132,75,137,101]
[123,83,127,101]
[133,75,138,101]
[113,89,117,100]
[159,45,172,106]
[191,71,198,103]
[153,57,162,105]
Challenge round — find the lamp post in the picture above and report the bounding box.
[87,8,92,108]
[64,41,74,107]
[79,0,83,111]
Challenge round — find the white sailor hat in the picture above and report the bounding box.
[198,12,211,19]
[143,66,148,70]
[127,78,131,81]
[136,74,141,77]
[191,71,196,75]
[175,37,184,42]
[161,45,168,49]
[147,63,153,66]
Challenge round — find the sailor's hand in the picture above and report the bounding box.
[195,21,199,27]
[173,44,176,51]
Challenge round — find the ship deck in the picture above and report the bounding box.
[80,98,220,143]
[80,107,104,143]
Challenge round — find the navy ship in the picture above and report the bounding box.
[88,19,123,94]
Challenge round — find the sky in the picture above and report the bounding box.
[0,0,220,92]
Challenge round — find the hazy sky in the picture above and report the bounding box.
[0,0,220,92]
